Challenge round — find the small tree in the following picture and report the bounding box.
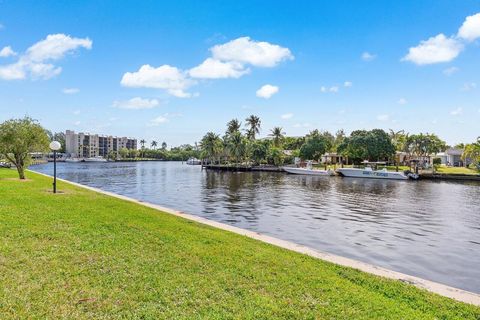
[118,147,129,159]
[248,140,269,165]
[268,147,284,166]
[0,117,50,179]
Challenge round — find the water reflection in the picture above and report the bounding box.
[31,161,480,293]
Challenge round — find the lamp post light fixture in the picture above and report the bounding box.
[49,141,61,193]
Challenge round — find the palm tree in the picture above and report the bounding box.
[161,142,167,150]
[269,127,285,147]
[388,129,406,151]
[151,140,158,150]
[226,119,241,136]
[139,139,146,158]
[462,137,480,167]
[227,131,246,165]
[200,132,222,163]
[245,115,261,140]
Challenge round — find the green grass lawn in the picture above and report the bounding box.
[1,169,479,319]
[435,166,480,175]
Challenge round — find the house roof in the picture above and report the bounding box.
[445,148,463,156]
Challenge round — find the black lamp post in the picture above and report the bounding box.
[49,141,61,193]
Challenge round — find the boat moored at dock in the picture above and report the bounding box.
[283,160,335,176]
[186,157,202,165]
[336,161,417,180]
[336,167,409,180]
[84,156,107,162]
[283,166,335,176]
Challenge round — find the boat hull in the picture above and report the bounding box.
[186,157,202,165]
[84,157,107,162]
[283,167,334,176]
[336,168,408,180]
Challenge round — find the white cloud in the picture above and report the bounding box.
[461,82,477,91]
[73,120,81,126]
[188,58,249,79]
[361,52,376,61]
[397,98,407,105]
[256,84,279,99]
[73,110,81,115]
[344,81,352,87]
[402,34,463,65]
[122,37,292,97]
[121,64,193,98]
[293,123,311,128]
[0,33,92,80]
[376,114,390,121]
[63,87,79,94]
[329,86,339,93]
[458,13,480,42]
[113,97,159,110]
[211,36,293,67]
[0,46,17,57]
[403,13,480,66]
[321,85,339,93]
[281,113,293,119]
[450,107,463,116]
[443,66,459,76]
[148,115,169,126]
[26,34,92,62]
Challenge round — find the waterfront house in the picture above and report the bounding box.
[321,152,344,164]
[434,148,470,167]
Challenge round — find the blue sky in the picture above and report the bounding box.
[1,1,479,146]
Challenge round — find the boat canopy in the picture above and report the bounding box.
[361,160,387,165]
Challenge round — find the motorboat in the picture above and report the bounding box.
[336,161,413,180]
[283,166,335,176]
[186,157,202,165]
[84,156,107,162]
[336,167,409,180]
[283,160,335,176]
[65,158,82,163]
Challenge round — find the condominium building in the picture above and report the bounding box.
[65,130,137,158]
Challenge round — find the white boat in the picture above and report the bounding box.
[84,156,107,162]
[336,167,409,180]
[186,157,202,165]
[283,160,335,176]
[283,166,335,176]
[65,158,82,163]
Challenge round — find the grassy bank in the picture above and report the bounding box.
[435,166,480,175]
[0,169,479,319]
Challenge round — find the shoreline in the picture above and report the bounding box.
[28,169,480,306]
[203,164,480,181]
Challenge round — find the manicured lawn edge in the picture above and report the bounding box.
[29,169,480,306]
[0,168,479,319]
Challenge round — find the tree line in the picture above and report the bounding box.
[1,116,479,180]
[197,115,480,168]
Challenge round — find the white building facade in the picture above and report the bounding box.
[65,130,137,158]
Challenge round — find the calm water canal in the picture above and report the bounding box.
[32,161,480,293]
